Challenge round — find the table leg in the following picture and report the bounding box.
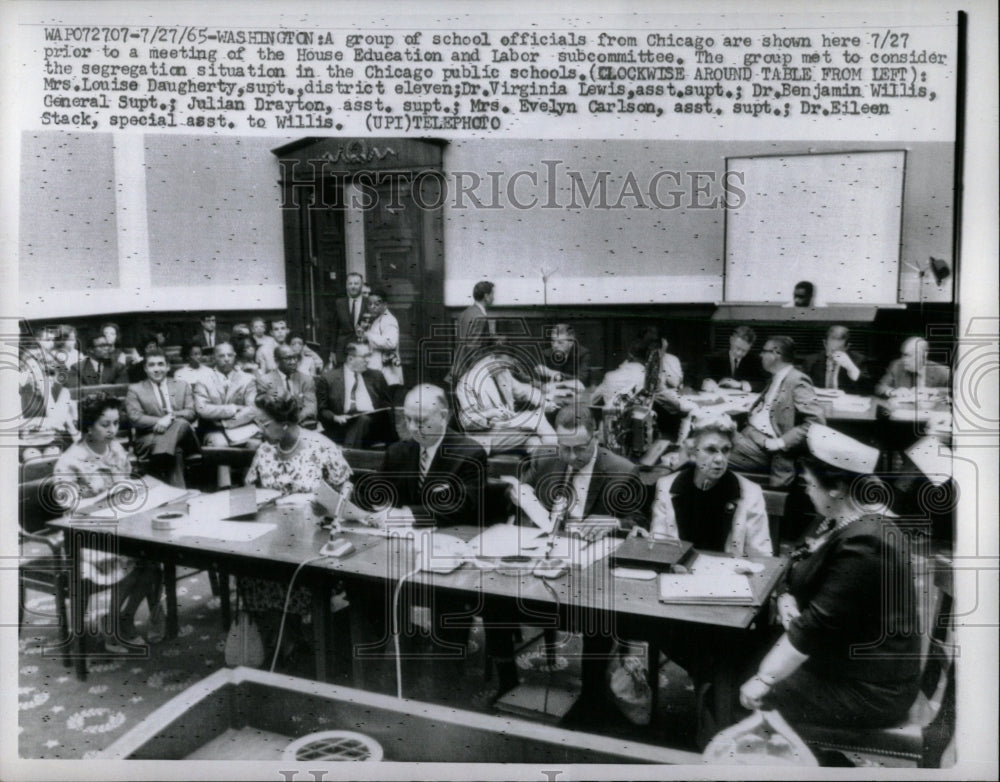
[218,568,231,631]
[164,564,178,639]
[67,529,88,681]
[312,581,331,682]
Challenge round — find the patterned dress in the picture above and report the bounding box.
[243,429,352,613]
[53,440,138,584]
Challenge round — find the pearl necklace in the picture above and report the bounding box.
[277,431,301,456]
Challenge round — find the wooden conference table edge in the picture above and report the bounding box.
[49,504,787,690]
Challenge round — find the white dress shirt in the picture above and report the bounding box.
[343,367,374,413]
[748,364,793,437]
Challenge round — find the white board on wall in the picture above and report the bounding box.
[724,150,906,305]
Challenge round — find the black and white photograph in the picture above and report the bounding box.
[2,1,997,779]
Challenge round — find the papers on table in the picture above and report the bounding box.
[222,422,260,445]
[830,393,872,413]
[164,516,276,543]
[313,482,416,536]
[658,553,757,605]
[906,436,953,485]
[468,523,621,570]
[73,475,199,519]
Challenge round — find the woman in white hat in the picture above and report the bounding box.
[739,425,921,728]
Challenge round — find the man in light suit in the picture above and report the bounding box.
[363,289,404,393]
[801,325,872,395]
[193,342,260,488]
[256,343,318,428]
[447,280,494,384]
[729,336,825,487]
[70,334,128,387]
[125,347,201,488]
[316,341,395,448]
[329,272,368,367]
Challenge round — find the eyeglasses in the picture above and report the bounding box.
[761,349,780,355]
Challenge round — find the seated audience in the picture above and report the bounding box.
[316,341,395,448]
[875,336,951,397]
[172,341,215,389]
[289,330,324,376]
[651,413,772,556]
[535,323,592,387]
[696,325,766,393]
[20,337,79,452]
[364,289,405,393]
[70,334,129,387]
[455,343,557,455]
[125,347,201,488]
[194,342,261,488]
[729,336,824,487]
[740,426,921,729]
[53,394,165,651]
[242,393,353,661]
[256,343,318,429]
[801,325,872,395]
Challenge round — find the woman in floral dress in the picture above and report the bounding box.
[241,393,352,662]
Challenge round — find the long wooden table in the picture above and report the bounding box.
[50,499,786,731]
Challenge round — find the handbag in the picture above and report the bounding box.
[224,587,265,668]
[606,641,653,725]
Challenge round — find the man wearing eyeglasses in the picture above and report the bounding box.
[728,336,824,487]
[316,341,395,448]
[70,335,129,387]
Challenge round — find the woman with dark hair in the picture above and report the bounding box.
[233,335,263,377]
[240,393,352,661]
[53,394,165,650]
[172,341,214,389]
[739,425,921,728]
[99,321,133,367]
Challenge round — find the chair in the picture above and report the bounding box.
[762,488,788,556]
[794,553,956,767]
[18,466,71,668]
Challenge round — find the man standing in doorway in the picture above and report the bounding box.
[448,280,495,384]
[330,272,368,367]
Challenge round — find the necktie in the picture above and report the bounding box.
[157,382,173,414]
[347,370,359,413]
[731,355,736,376]
[419,447,431,487]
[350,298,358,327]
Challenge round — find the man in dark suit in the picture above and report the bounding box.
[801,325,872,394]
[729,336,825,487]
[125,347,201,487]
[256,343,318,428]
[329,272,368,367]
[193,313,228,351]
[370,383,488,528]
[70,334,128,387]
[316,341,395,448]
[696,325,767,392]
[447,280,494,384]
[486,405,647,706]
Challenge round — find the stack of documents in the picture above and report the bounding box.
[831,394,871,413]
[658,553,756,605]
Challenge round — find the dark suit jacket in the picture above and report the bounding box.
[377,430,488,527]
[541,344,592,386]
[875,359,950,397]
[70,358,128,387]
[193,331,229,350]
[696,350,767,392]
[256,369,318,426]
[450,303,491,380]
[330,295,368,361]
[316,367,392,431]
[518,447,647,533]
[801,350,872,395]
